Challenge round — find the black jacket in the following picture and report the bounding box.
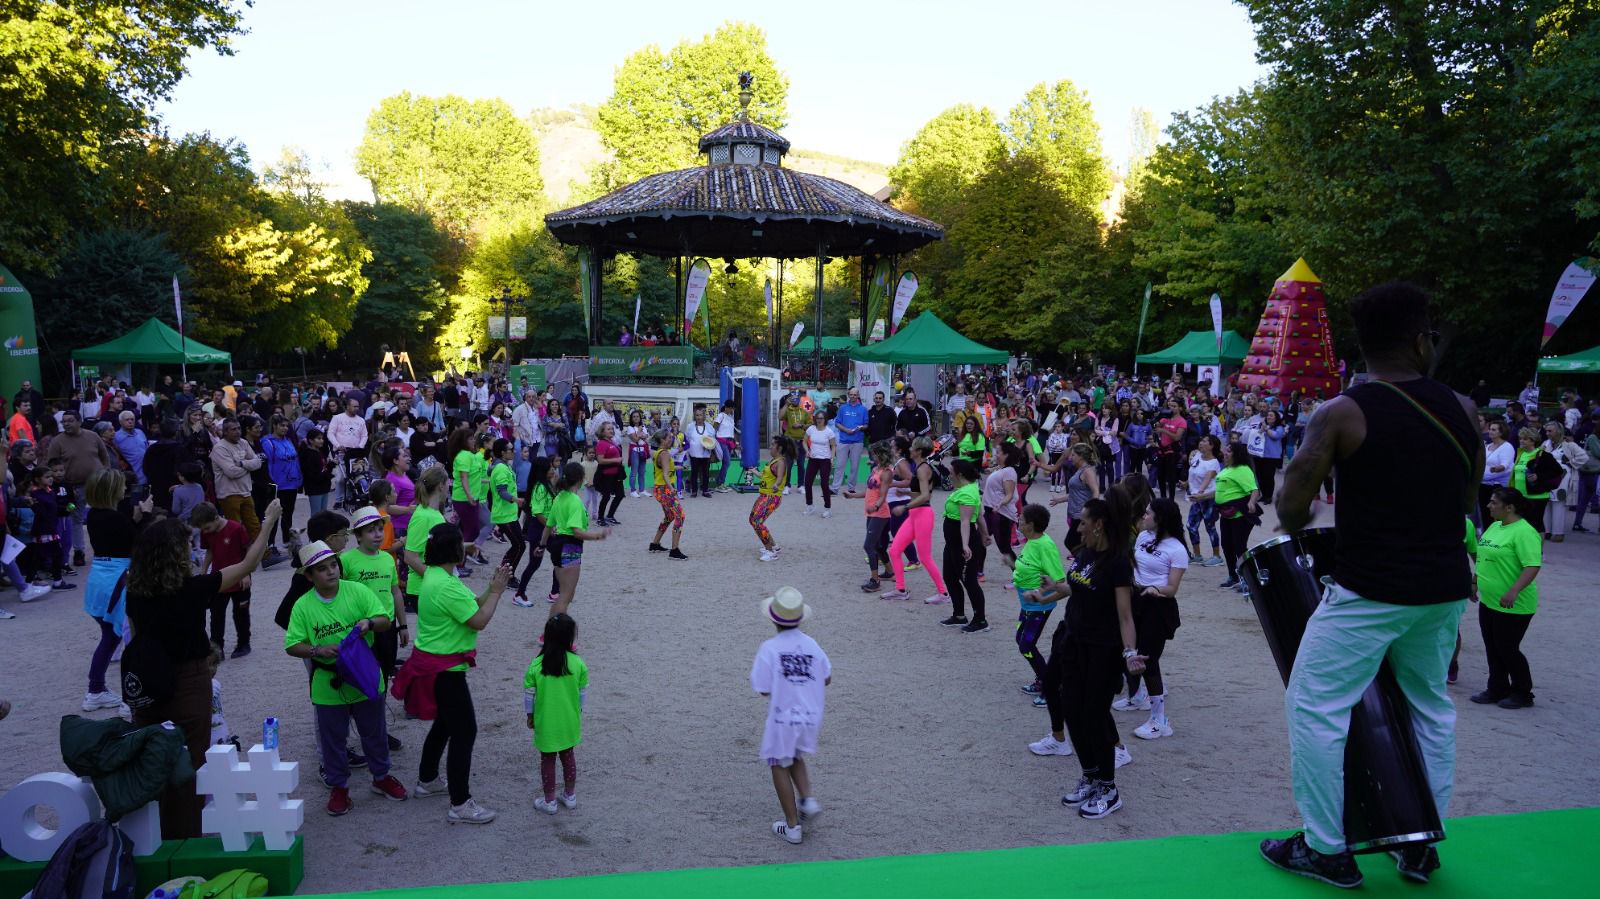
[866,405,898,443]
[60,715,196,821]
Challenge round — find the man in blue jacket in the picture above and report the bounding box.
[830,388,869,497]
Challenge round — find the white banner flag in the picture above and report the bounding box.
[853,361,885,394]
[683,258,712,329]
[890,271,919,332]
[1209,293,1223,354]
[632,293,641,334]
[789,321,805,349]
[173,275,183,332]
[764,279,774,332]
[1543,259,1598,347]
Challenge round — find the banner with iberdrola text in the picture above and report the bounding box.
[0,264,43,394]
[587,346,694,380]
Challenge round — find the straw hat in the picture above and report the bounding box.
[699,434,717,449]
[298,541,337,571]
[762,586,811,626]
[350,505,387,531]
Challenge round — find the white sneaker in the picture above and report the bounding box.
[414,777,450,798]
[20,584,50,602]
[558,792,577,810]
[782,487,791,496]
[798,797,822,823]
[802,506,814,516]
[759,549,778,562]
[82,691,121,711]
[821,509,832,519]
[1111,693,1151,712]
[447,797,496,824]
[772,820,802,844]
[923,592,949,604]
[116,702,131,721]
[0,607,14,619]
[1028,734,1074,757]
[533,797,558,815]
[1114,745,1133,768]
[1133,717,1173,740]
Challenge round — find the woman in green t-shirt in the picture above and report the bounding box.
[413,522,511,824]
[544,462,611,617]
[402,467,451,611]
[938,459,992,633]
[513,456,557,607]
[446,429,489,564]
[957,417,988,467]
[1510,427,1549,533]
[1215,441,1261,594]
[1470,487,1543,709]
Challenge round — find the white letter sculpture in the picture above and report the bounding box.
[196,744,303,851]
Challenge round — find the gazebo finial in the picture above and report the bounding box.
[737,71,753,121]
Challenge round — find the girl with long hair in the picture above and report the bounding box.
[751,436,792,561]
[513,455,557,606]
[542,462,611,617]
[939,459,992,632]
[1215,441,1261,594]
[860,441,896,591]
[1184,435,1224,566]
[884,436,921,570]
[624,409,650,497]
[1115,498,1187,740]
[525,613,587,814]
[880,437,950,604]
[648,430,687,559]
[402,467,452,611]
[446,429,490,565]
[983,442,1022,573]
[957,415,989,467]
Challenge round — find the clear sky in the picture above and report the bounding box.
[158,0,1267,199]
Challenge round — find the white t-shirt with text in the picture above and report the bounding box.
[750,628,831,763]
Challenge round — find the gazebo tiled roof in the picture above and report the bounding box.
[698,120,790,154]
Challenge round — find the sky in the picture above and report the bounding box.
[158,0,1268,200]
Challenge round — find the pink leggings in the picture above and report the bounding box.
[890,506,946,593]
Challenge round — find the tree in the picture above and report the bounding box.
[34,229,184,380]
[356,93,545,241]
[888,104,1004,224]
[0,0,248,271]
[343,202,452,361]
[436,216,587,360]
[1004,80,1113,216]
[592,22,788,189]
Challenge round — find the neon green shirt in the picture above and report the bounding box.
[1215,465,1258,505]
[489,462,519,525]
[403,505,446,594]
[943,482,980,521]
[1013,535,1066,592]
[526,485,554,520]
[415,566,478,670]
[548,490,588,537]
[957,434,988,463]
[1475,517,1541,615]
[1512,448,1549,500]
[339,547,399,618]
[283,581,389,705]
[523,652,589,753]
[450,450,488,502]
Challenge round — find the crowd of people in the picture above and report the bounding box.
[0,322,1586,861]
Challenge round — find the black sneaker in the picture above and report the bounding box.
[1061,775,1097,805]
[387,734,402,752]
[1390,844,1440,884]
[648,543,667,553]
[668,548,688,560]
[1497,693,1534,709]
[1077,782,1122,819]
[960,620,991,634]
[860,579,881,593]
[1470,689,1508,704]
[1219,577,1240,589]
[73,551,87,568]
[1259,832,1363,889]
[939,615,968,628]
[230,645,252,659]
[347,748,367,768]
[1021,681,1042,696]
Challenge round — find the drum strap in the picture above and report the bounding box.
[1371,380,1472,474]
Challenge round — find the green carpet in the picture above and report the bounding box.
[304,807,1592,897]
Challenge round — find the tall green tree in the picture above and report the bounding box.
[1004,80,1113,215]
[592,22,788,189]
[356,93,545,241]
[343,202,452,362]
[34,229,184,380]
[887,104,1004,223]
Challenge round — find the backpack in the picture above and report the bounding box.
[176,869,269,899]
[1523,449,1564,496]
[31,820,137,899]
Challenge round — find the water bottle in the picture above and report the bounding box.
[262,717,279,750]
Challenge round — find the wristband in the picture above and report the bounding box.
[1122,648,1138,659]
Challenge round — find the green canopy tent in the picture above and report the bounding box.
[73,318,233,371]
[849,312,1008,364]
[1537,345,1600,374]
[791,336,859,353]
[1135,329,1252,366]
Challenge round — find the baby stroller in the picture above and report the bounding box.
[925,433,956,492]
[339,449,374,512]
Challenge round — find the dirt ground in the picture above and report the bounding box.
[1,487,1595,893]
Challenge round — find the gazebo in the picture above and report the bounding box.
[544,72,943,380]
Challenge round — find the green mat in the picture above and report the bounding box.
[302,807,1592,897]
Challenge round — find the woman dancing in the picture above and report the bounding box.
[647,431,688,560]
[542,462,610,617]
[1114,498,1187,739]
[880,437,950,604]
[750,436,794,561]
[939,459,992,632]
[512,455,557,607]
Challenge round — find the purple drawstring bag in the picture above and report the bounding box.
[334,626,383,701]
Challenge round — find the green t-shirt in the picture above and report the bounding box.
[1512,448,1549,499]
[415,566,478,670]
[283,581,389,705]
[1014,535,1066,594]
[1475,517,1541,615]
[943,482,981,520]
[957,434,987,462]
[339,547,399,618]
[489,462,519,525]
[526,485,554,520]
[403,505,446,594]
[1215,465,1258,505]
[523,652,590,753]
[450,450,488,502]
[548,490,588,537]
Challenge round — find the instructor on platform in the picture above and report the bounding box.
[1260,283,1481,889]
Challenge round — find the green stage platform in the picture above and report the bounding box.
[303,808,1591,897]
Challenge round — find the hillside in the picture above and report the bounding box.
[532,107,891,206]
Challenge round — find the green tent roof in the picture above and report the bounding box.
[1135,329,1252,366]
[850,312,1008,364]
[74,318,232,364]
[791,335,859,353]
[1537,344,1600,374]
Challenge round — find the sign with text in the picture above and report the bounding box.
[587,346,694,380]
[0,263,42,394]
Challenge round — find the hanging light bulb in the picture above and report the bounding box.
[724,259,739,274]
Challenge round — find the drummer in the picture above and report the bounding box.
[1261,283,1482,888]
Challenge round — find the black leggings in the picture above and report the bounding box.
[500,516,527,573]
[1125,609,1169,696]
[689,457,711,495]
[804,458,833,508]
[208,587,251,649]
[940,517,986,620]
[1052,636,1124,783]
[596,469,624,519]
[1220,514,1253,579]
[275,489,299,545]
[1156,450,1180,500]
[516,520,558,598]
[1254,456,1281,502]
[420,670,476,806]
[1478,603,1534,697]
[985,509,1015,563]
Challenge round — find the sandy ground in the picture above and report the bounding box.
[1,485,1596,893]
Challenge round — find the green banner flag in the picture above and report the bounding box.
[1135,282,1152,355]
[862,259,892,342]
[0,263,43,395]
[587,346,694,380]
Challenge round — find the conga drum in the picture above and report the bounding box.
[1241,529,1445,853]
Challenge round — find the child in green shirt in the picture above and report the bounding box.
[1010,504,1066,701]
[524,613,588,815]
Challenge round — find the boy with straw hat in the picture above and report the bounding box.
[751,586,831,844]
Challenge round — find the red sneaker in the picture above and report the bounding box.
[370,775,409,801]
[327,786,352,816]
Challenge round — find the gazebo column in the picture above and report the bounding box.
[859,253,873,343]
[813,240,826,386]
[587,244,605,346]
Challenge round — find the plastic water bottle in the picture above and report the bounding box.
[263,717,279,750]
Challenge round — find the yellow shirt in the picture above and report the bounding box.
[759,459,784,496]
[653,450,676,487]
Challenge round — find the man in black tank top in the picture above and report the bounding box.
[1260,284,1483,888]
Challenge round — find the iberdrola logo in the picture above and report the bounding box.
[628,357,647,373]
[4,336,24,349]
[5,335,38,356]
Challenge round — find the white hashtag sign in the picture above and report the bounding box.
[197,744,304,851]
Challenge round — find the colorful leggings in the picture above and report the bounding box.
[1017,604,1052,682]
[1186,498,1219,552]
[540,747,577,802]
[890,506,946,593]
[653,485,684,533]
[749,494,780,548]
